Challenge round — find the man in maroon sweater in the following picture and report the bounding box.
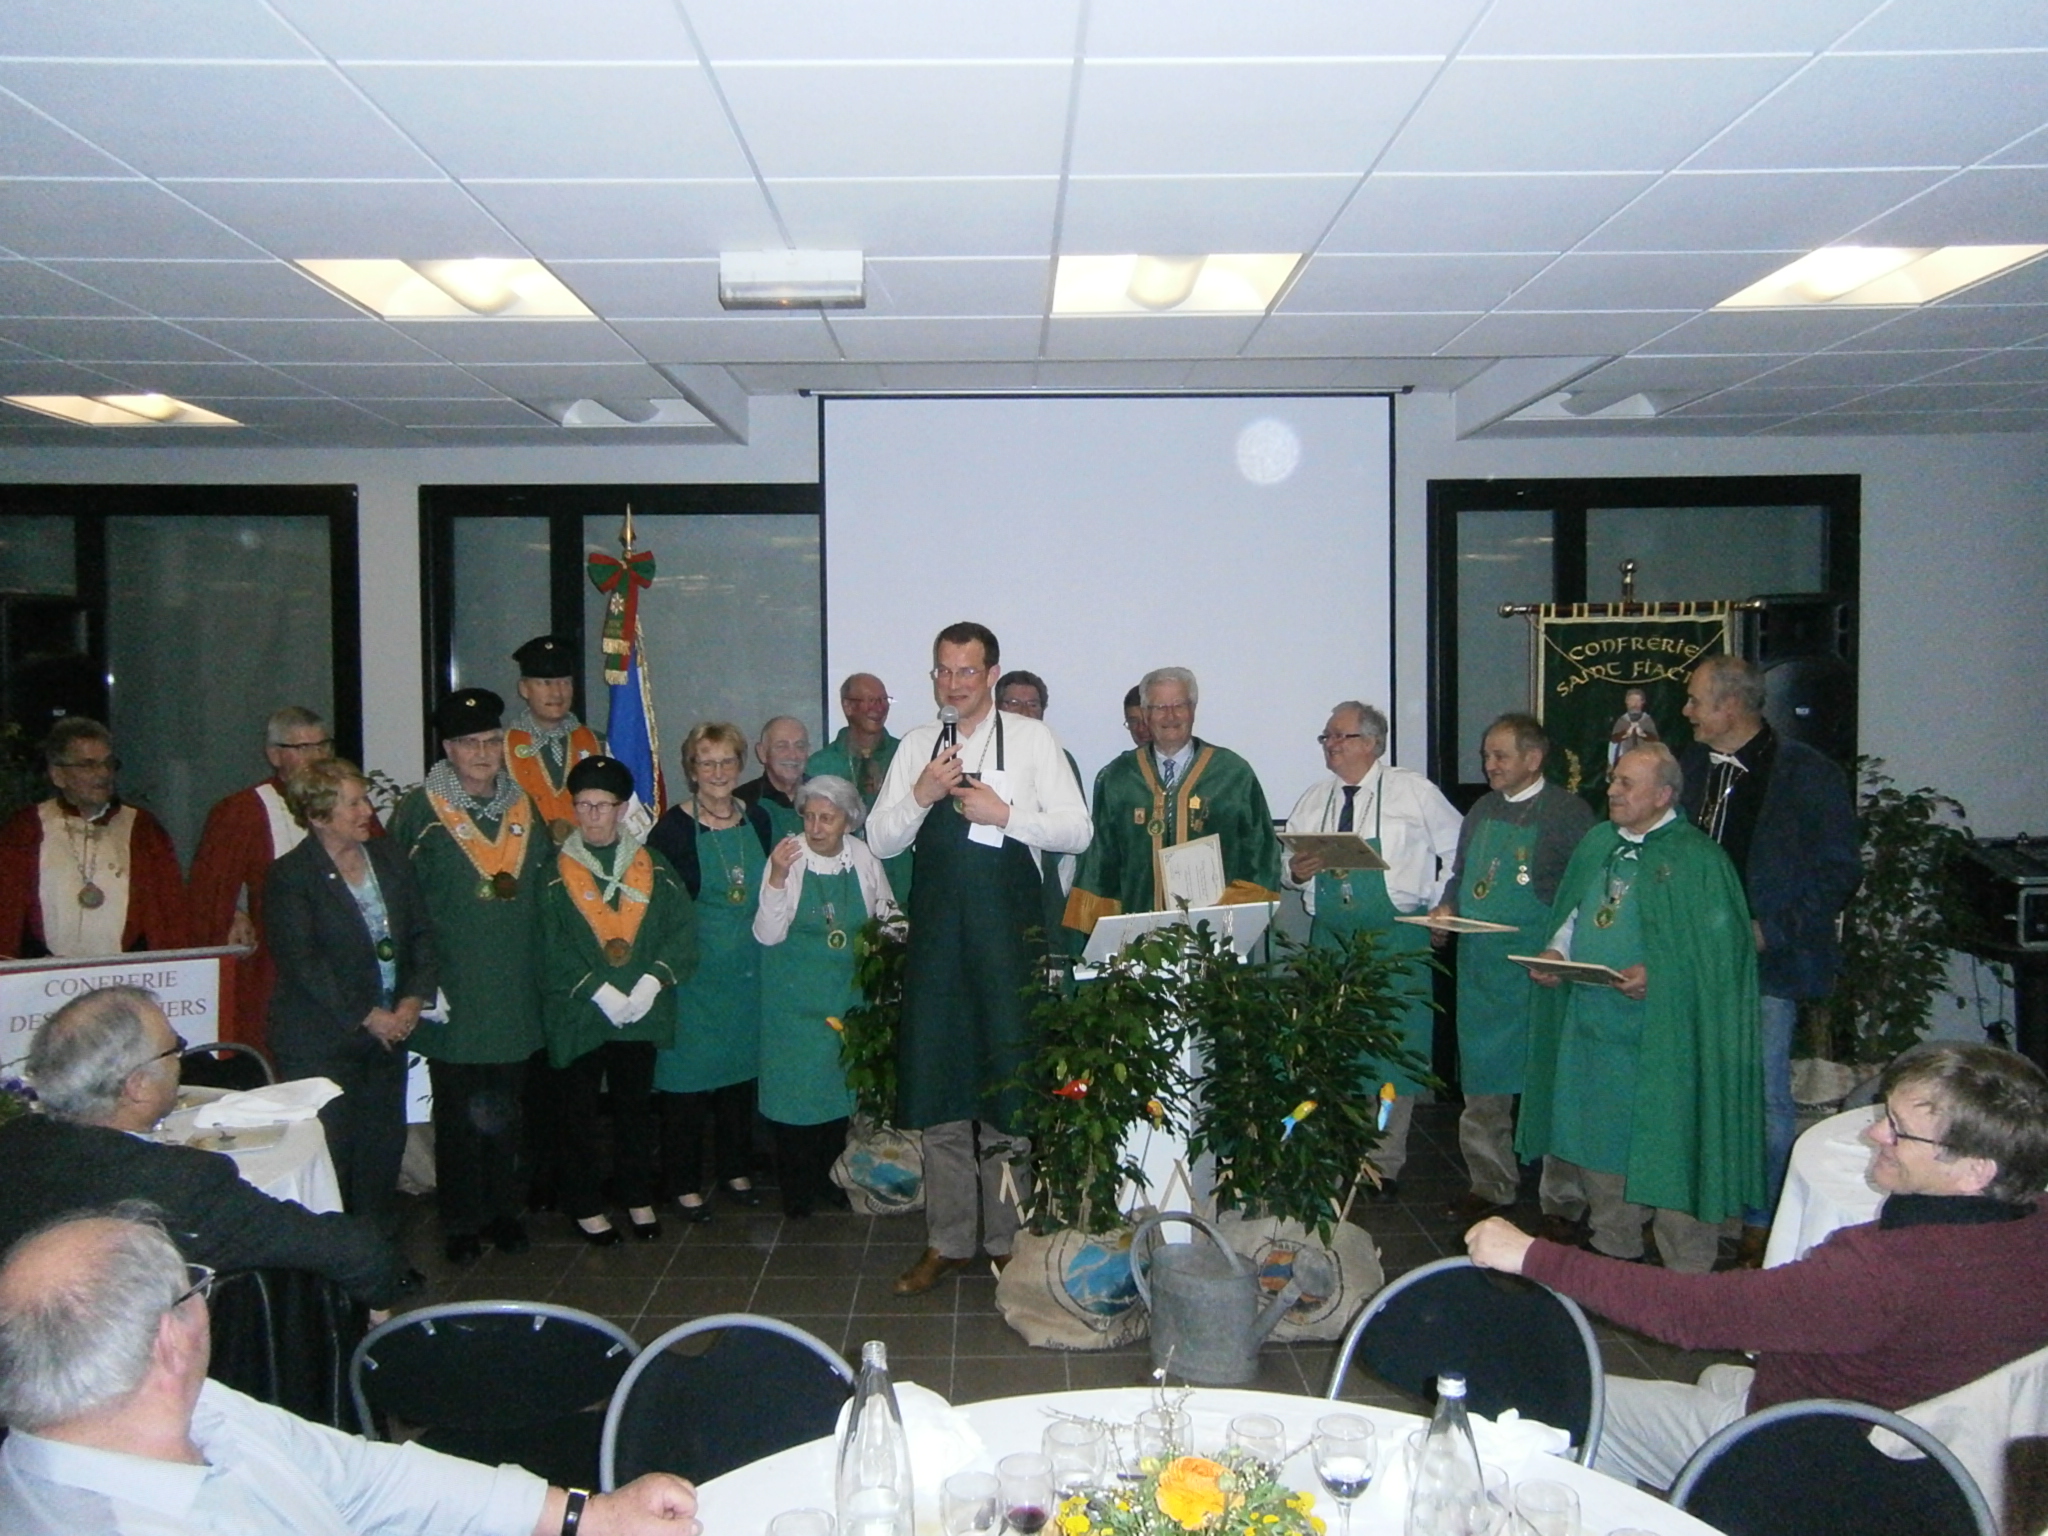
[1467,1041,2048,1489]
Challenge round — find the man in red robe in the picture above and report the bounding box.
[0,717,185,960]
[187,706,342,1048]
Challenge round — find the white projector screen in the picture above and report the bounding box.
[822,394,1394,805]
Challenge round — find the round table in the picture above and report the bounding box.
[696,1385,1719,1536]
[155,1084,345,1214]
[1762,1106,1879,1268]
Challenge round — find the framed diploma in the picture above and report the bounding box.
[1154,833,1225,911]
[1395,913,1522,935]
[1277,831,1388,871]
[1507,953,1628,986]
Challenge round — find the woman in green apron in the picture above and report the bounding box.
[647,722,773,1221]
[754,775,898,1217]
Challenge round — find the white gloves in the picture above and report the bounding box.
[419,988,451,1023]
[592,975,664,1027]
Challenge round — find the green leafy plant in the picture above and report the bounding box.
[837,913,909,1125]
[1827,757,1975,1062]
[364,768,417,820]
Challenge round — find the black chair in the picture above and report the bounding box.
[599,1314,854,1490]
[1325,1255,1604,1464]
[209,1266,365,1428]
[1670,1398,1996,1536]
[351,1302,638,1489]
[178,1040,277,1092]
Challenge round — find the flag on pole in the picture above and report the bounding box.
[588,510,664,838]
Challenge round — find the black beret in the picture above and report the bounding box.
[566,755,635,802]
[435,688,504,739]
[513,634,576,679]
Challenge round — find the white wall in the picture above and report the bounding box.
[1392,393,2048,838]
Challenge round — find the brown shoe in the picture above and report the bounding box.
[1733,1224,1770,1270]
[1444,1192,1515,1226]
[893,1248,974,1296]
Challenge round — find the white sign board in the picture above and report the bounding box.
[0,952,224,1079]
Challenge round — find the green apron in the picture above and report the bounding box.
[1453,814,1553,1094]
[897,715,1047,1132]
[652,819,764,1093]
[1545,842,1648,1173]
[759,863,865,1126]
[1308,788,1433,1095]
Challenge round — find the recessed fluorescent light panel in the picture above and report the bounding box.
[719,250,865,309]
[5,394,240,427]
[1717,245,2047,309]
[295,259,593,318]
[1053,254,1301,316]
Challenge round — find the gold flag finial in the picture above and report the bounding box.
[620,503,636,554]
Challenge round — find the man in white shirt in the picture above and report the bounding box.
[867,622,1092,1295]
[0,1210,698,1536]
[1283,701,1462,1200]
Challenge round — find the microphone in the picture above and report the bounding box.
[936,705,960,752]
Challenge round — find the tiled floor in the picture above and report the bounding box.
[392,1102,1744,1408]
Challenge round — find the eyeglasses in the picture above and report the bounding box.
[273,737,333,753]
[170,1262,216,1311]
[1317,732,1367,747]
[929,666,985,683]
[1878,1104,1946,1149]
[53,755,120,771]
[145,1033,190,1066]
[1144,702,1192,716]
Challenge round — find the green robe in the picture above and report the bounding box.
[389,784,547,1065]
[1516,816,1764,1224]
[538,838,699,1070]
[653,816,767,1093]
[1065,741,1281,931]
[758,862,873,1125]
[807,727,912,900]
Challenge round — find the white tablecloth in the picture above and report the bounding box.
[696,1385,1719,1536]
[156,1084,345,1214]
[1763,1106,1879,1268]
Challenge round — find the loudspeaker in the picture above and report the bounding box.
[1742,595,1856,766]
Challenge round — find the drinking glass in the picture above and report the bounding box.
[942,1472,1001,1536]
[769,1510,834,1536]
[1227,1412,1286,1469]
[1043,1419,1108,1496]
[998,1452,1055,1536]
[1310,1413,1377,1536]
[1512,1478,1579,1536]
[1134,1406,1192,1467]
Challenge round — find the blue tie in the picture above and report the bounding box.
[1337,784,1358,833]
[1160,754,1176,788]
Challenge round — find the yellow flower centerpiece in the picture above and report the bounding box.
[1057,1444,1324,1536]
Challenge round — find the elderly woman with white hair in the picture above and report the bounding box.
[753,774,897,1217]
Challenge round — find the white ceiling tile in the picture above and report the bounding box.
[1464,0,1884,54]
[1940,257,2048,307]
[390,320,644,366]
[75,360,317,396]
[1340,357,1491,388]
[381,398,555,427]
[0,317,241,361]
[270,0,697,61]
[1835,0,2048,52]
[1580,169,1946,253]
[1987,126,2048,169]
[1753,349,1983,386]
[1032,359,1196,387]
[467,181,779,261]
[0,91,133,176]
[42,260,359,319]
[0,359,136,393]
[1639,307,1898,353]
[1690,54,2048,172]
[828,316,1040,362]
[1445,309,1691,354]
[718,62,1071,178]
[726,361,885,391]
[865,259,1050,318]
[1850,168,2048,247]
[463,362,675,396]
[1281,254,1549,312]
[178,319,444,364]
[1832,305,2048,352]
[1180,357,1351,388]
[1321,173,1654,254]
[1669,386,1872,415]
[688,2,1081,61]
[1084,0,1487,57]
[1380,57,1798,173]
[1852,382,2048,413]
[1570,355,1787,393]
[1502,252,1795,311]
[548,262,723,319]
[1903,349,2048,385]
[0,179,263,258]
[1781,409,2040,435]
[613,316,843,364]
[873,361,1043,390]
[168,180,522,260]
[1042,315,1258,359]
[0,63,441,179]
[772,178,1058,258]
[1069,61,1436,176]
[1060,176,1353,253]
[0,1,317,60]
[0,261,143,317]
[347,64,753,180]
[1243,312,1481,356]
[273,362,497,397]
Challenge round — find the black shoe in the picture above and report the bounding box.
[782,1199,813,1219]
[1365,1179,1402,1203]
[723,1180,762,1208]
[628,1212,661,1241]
[444,1233,484,1265]
[576,1219,623,1248]
[676,1196,712,1224]
[485,1216,530,1254]
[819,1185,853,1212]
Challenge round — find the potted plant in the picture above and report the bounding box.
[830,913,924,1215]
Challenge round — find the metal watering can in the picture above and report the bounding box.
[1131,1211,1302,1386]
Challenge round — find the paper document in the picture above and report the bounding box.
[1277,831,1388,871]
[1396,914,1521,935]
[1154,833,1225,909]
[1507,954,1627,986]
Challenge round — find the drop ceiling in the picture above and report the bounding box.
[1,0,2045,447]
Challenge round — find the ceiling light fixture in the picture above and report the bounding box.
[537,398,714,429]
[293,259,593,318]
[5,393,240,427]
[1717,245,2048,309]
[1053,253,1301,316]
[718,250,865,309]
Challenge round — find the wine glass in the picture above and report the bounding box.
[998,1452,1055,1535]
[1043,1419,1108,1496]
[1311,1413,1377,1536]
[1512,1479,1578,1536]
